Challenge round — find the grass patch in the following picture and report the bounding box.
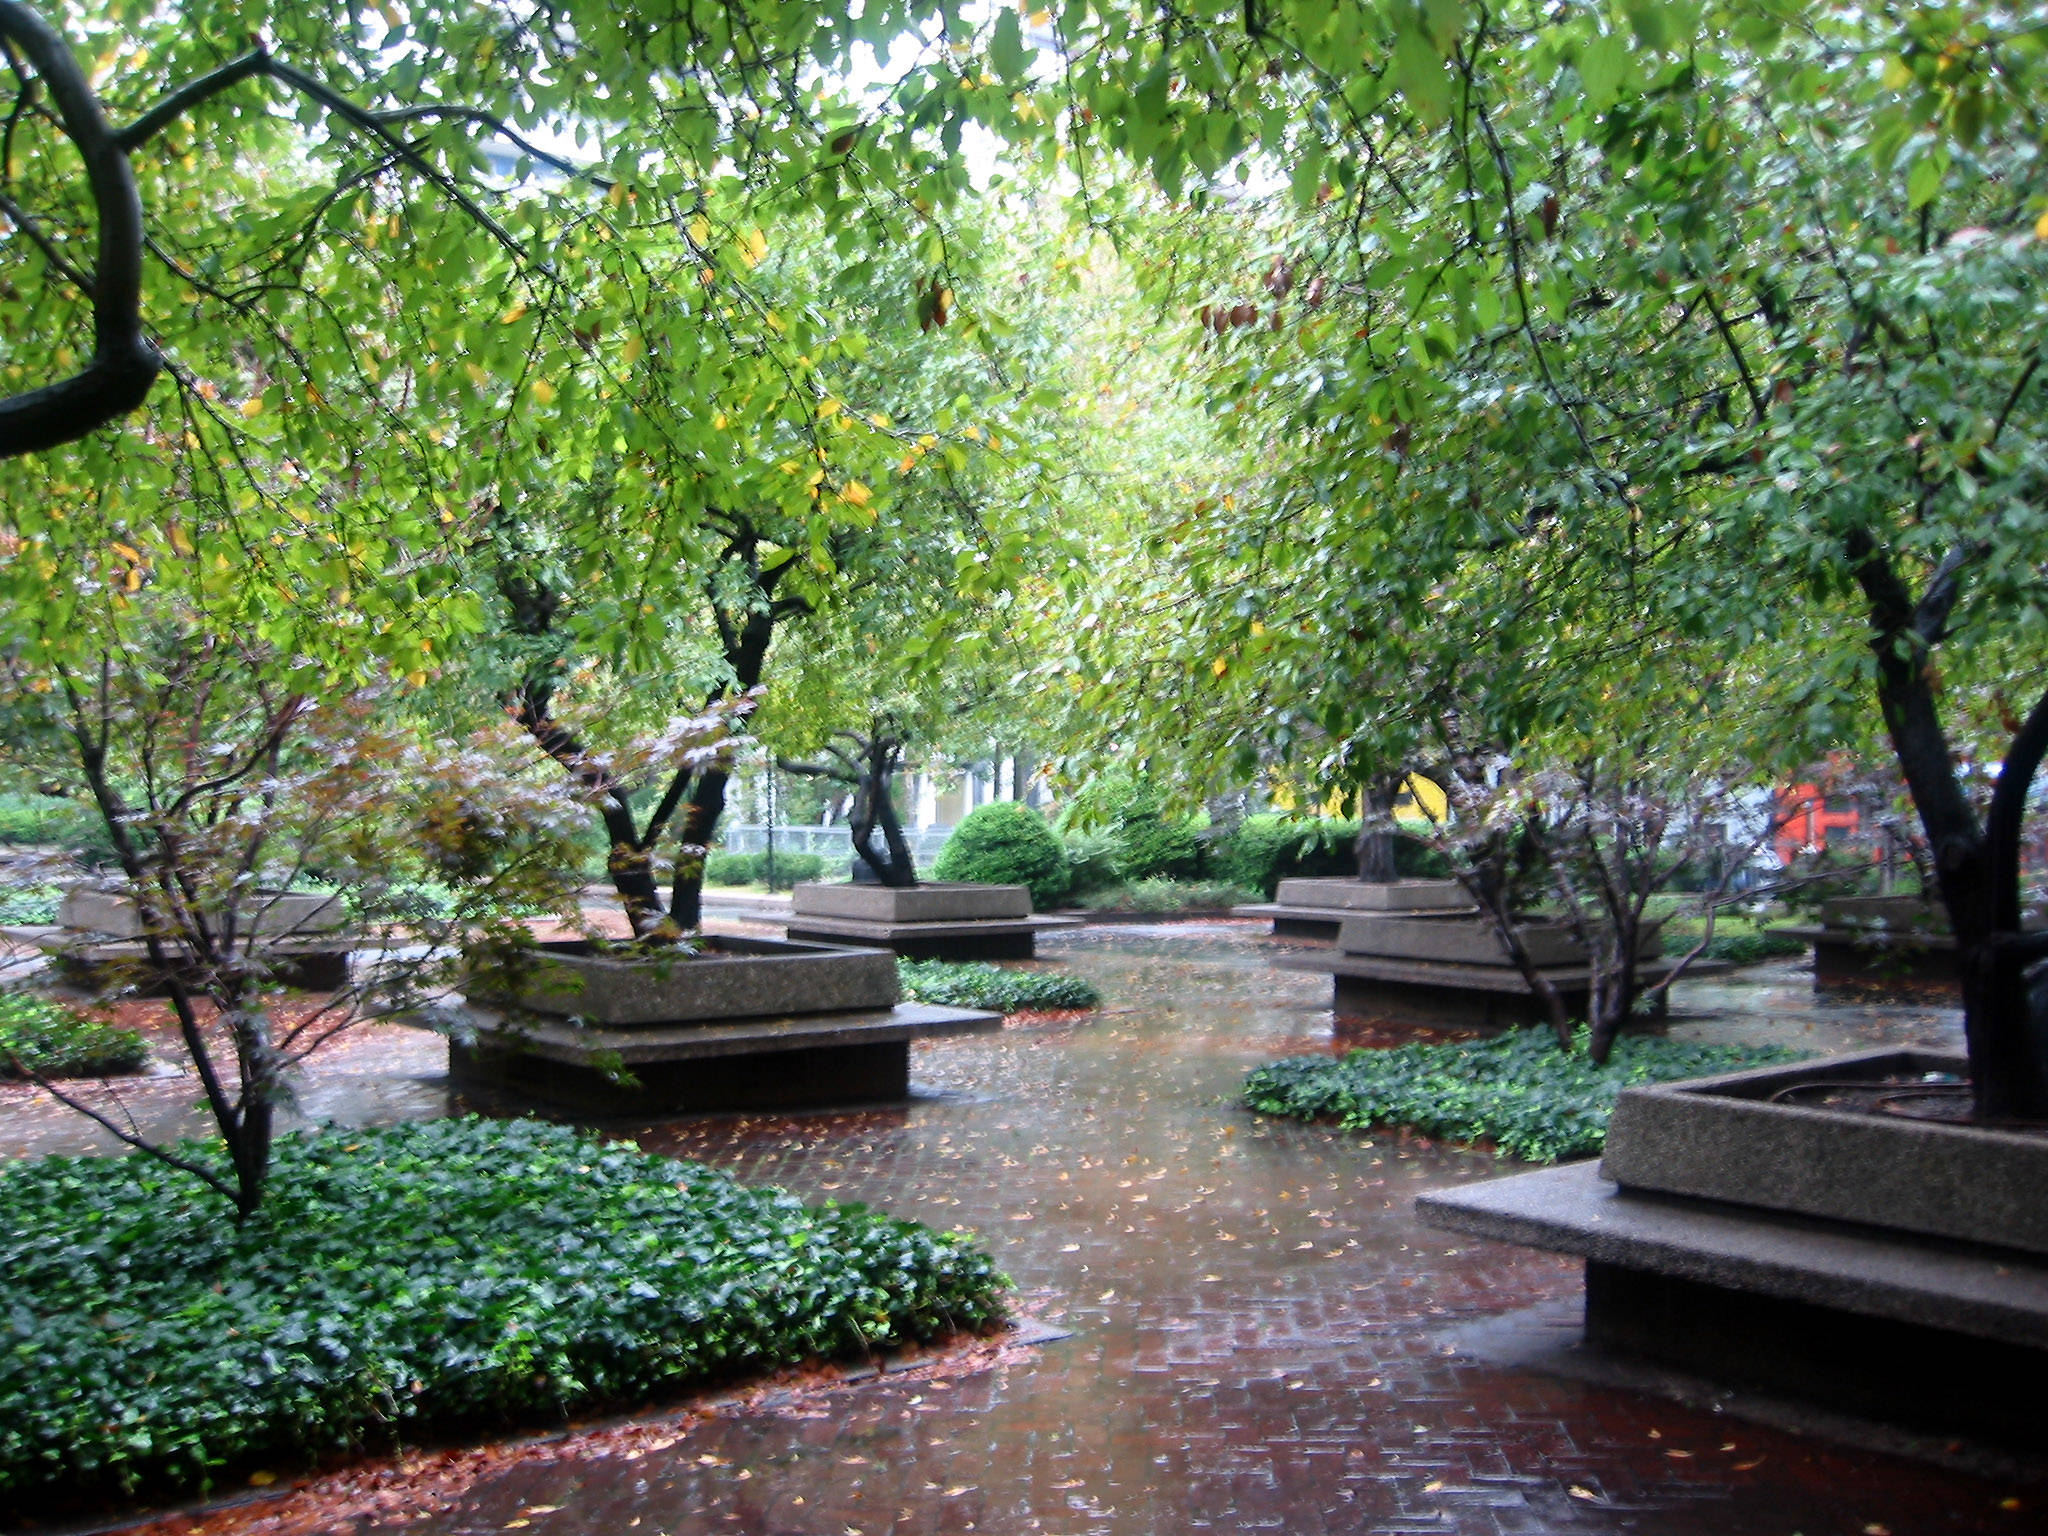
[0,1118,1008,1508]
[0,989,147,1078]
[1074,878,1261,912]
[897,959,1100,1012]
[1245,1027,1803,1163]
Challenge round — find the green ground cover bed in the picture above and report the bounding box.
[1658,912,1807,966]
[897,959,1100,1012]
[0,883,60,926]
[0,1117,1008,1508]
[1245,1028,1803,1162]
[0,989,147,1078]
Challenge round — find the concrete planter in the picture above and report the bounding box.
[1602,1048,2048,1257]
[1271,878,1475,914]
[1817,896,1949,935]
[466,934,900,1026]
[59,885,345,940]
[790,881,1033,922]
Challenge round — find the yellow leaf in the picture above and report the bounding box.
[898,454,917,472]
[167,524,194,557]
[1211,655,1229,677]
[606,181,626,208]
[689,215,710,246]
[500,301,528,325]
[818,396,843,420]
[713,412,730,430]
[621,334,645,367]
[842,480,871,507]
[239,397,263,419]
[2035,209,2048,241]
[743,227,768,266]
[111,541,142,564]
[532,378,556,406]
[465,361,488,387]
[248,1469,277,1488]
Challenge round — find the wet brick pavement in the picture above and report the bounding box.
[12,923,2037,1534]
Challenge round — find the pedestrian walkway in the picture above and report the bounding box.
[12,926,2035,1533]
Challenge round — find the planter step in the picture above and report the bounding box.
[1417,1160,2048,1450]
[447,999,999,1115]
[783,913,1081,961]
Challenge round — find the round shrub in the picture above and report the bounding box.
[933,802,1071,907]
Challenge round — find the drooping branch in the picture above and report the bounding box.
[0,16,544,457]
[0,0,159,456]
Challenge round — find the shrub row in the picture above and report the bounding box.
[930,798,1446,910]
[0,1118,1008,1507]
[1073,879,1262,912]
[1244,1027,1802,1163]
[896,959,1100,1012]
[702,850,826,887]
[0,990,147,1079]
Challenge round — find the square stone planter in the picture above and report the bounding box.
[1601,1047,2048,1256]
[790,881,1033,922]
[1271,877,1475,914]
[465,934,900,1025]
[1420,1046,2048,1452]
[1334,915,1662,967]
[1817,895,1948,935]
[60,884,345,939]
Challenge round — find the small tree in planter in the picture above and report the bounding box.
[780,716,919,887]
[1409,748,1785,1064]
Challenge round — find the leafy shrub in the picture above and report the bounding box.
[702,851,826,887]
[0,884,60,925]
[0,1118,1008,1506]
[0,990,147,1079]
[1077,879,1262,912]
[897,959,1100,1012]
[0,795,117,862]
[1209,814,1448,897]
[1058,830,1124,899]
[1244,1027,1803,1163]
[933,803,1070,907]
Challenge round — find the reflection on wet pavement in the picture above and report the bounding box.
[9,924,2029,1534]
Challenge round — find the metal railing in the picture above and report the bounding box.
[718,823,955,865]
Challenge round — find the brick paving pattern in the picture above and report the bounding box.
[8,923,2031,1533]
[389,928,2029,1536]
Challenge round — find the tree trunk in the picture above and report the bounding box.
[1963,683,2048,1119]
[848,735,917,886]
[1852,541,2048,1118]
[1354,775,1404,882]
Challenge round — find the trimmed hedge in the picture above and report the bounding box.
[1075,879,1262,912]
[703,851,826,887]
[0,1118,1008,1507]
[933,803,1070,908]
[1244,1027,1802,1163]
[0,990,147,1079]
[897,959,1100,1012]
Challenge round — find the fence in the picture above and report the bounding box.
[718,823,955,867]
